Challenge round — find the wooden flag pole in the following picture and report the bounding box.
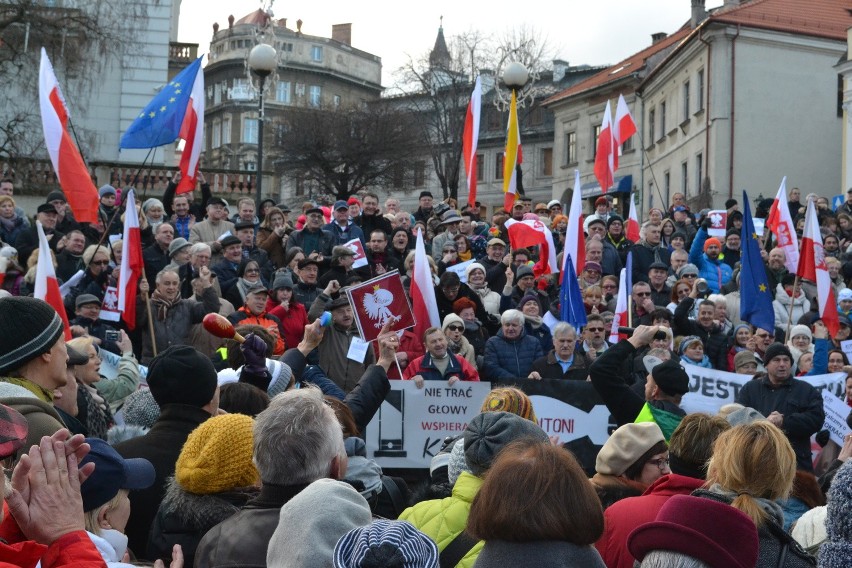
[784,275,801,344]
[143,287,157,357]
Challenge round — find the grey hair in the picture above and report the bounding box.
[646,347,671,359]
[552,322,576,338]
[155,268,180,284]
[707,294,726,306]
[501,309,525,326]
[82,244,110,266]
[639,550,711,568]
[189,242,211,256]
[253,386,344,486]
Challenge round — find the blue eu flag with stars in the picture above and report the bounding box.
[739,191,775,333]
[560,254,587,331]
[120,56,203,149]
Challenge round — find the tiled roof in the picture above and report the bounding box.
[235,9,270,27]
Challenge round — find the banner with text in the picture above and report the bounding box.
[98,349,148,384]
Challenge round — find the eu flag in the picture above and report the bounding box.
[560,254,587,330]
[120,56,203,149]
[740,191,775,333]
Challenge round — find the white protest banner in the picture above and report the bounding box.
[365,380,492,468]
[98,348,148,384]
[822,390,851,446]
[681,363,846,415]
[753,218,765,237]
[707,210,728,237]
[59,269,85,297]
[445,259,474,283]
[343,238,368,269]
[842,339,852,360]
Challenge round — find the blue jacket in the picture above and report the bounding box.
[323,221,366,248]
[688,228,733,294]
[482,328,543,381]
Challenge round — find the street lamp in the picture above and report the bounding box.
[502,61,529,92]
[248,43,277,209]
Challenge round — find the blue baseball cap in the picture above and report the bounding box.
[334,200,349,210]
[80,438,155,512]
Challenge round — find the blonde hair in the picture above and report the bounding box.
[707,422,795,526]
[0,195,14,208]
[82,244,110,266]
[83,489,128,535]
[67,336,95,353]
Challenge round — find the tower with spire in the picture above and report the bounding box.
[429,16,451,69]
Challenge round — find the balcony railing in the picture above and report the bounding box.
[169,42,199,65]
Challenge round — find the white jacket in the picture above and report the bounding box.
[772,284,810,328]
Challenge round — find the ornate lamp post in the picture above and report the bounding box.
[247,43,277,209]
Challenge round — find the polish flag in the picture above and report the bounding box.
[33,222,71,340]
[797,199,839,336]
[613,94,637,171]
[411,228,440,343]
[505,218,559,277]
[175,63,205,194]
[561,170,585,282]
[463,77,482,208]
[118,189,144,330]
[593,100,615,193]
[38,48,99,224]
[609,267,629,344]
[626,193,641,242]
[766,176,799,273]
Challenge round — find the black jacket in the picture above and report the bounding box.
[143,243,171,285]
[736,374,824,472]
[113,404,214,559]
[530,350,591,380]
[673,297,730,369]
[631,241,670,284]
[590,339,685,427]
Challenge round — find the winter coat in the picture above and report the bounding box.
[285,227,334,257]
[474,540,605,568]
[0,392,66,450]
[688,228,734,293]
[399,471,485,568]
[530,350,591,380]
[323,220,366,247]
[525,321,552,354]
[402,352,480,382]
[673,297,730,370]
[113,404,214,557]
[470,285,501,316]
[228,307,285,356]
[631,240,671,284]
[148,477,258,566]
[136,286,220,364]
[448,335,477,368]
[0,215,26,246]
[596,474,704,568]
[85,529,136,568]
[482,328,544,381]
[255,227,287,268]
[68,316,121,355]
[188,218,235,245]
[267,300,309,353]
[0,528,108,568]
[379,329,425,380]
[736,374,824,472]
[309,294,376,393]
[772,285,811,328]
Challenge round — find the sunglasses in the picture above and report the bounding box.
[447,325,464,332]
[635,292,651,297]
[586,327,605,333]
[91,260,110,266]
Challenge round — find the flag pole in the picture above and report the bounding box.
[784,275,800,343]
[143,284,157,357]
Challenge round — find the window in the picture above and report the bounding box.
[311,45,323,61]
[244,160,256,171]
[622,136,633,152]
[476,153,484,181]
[295,83,305,97]
[681,162,688,194]
[413,161,426,187]
[659,101,666,137]
[496,153,504,180]
[697,69,705,111]
[276,81,291,104]
[648,108,655,141]
[541,148,553,177]
[309,85,321,107]
[487,109,501,130]
[213,83,222,105]
[333,95,341,108]
[664,171,671,204]
[222,118,231,145]
[565,131,577,165]
[212,120,221,148]
[243,118,258,144]
[683,80,690,119]
[695,153,703,194]
[592,125,601,158]
[528,106,544,126]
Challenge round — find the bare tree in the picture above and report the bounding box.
[273,104,423,201]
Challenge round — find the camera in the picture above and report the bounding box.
[696,278,709,294]
[105,330,121,342]
[618,327,669,341]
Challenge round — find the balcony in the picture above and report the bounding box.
[169,42,198,66]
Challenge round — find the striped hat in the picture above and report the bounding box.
[0,297,64,375]
[333,520,438,568]
[480,387,537,423]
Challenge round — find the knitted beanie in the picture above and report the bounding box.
[821,461,852,567]
[790,325,812,342]
[447,439,469,485]
[464,262,485,281]
[764,342,793,365]
[0,297,64,375]
[121,388,160,428]
[596,422,666,476]
[480,387,537,423]
[146,345,218,408]
[176,413,258,495]
[333,520,438,568]
[442,313,465,331]
[703,237,722,252]
[464,412,549,476]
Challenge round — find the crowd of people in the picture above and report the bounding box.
[1,175,852,567]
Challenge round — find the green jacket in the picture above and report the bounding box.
[398,471,484,568]
[94,351,141,413]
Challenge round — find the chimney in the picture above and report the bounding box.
[651,32,667,44]
[332,23,352,45]
[552,59,569,82]
[691,0,706,28]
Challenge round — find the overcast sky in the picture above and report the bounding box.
[178,0,724,87]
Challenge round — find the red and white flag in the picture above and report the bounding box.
[39,48,99,224]
[411,228,440,343]
[609,267,629,344]
[118,189,144,330]
[593,100,615,193]
[175,63,205,194]
[797,199,839,336]
[766,176,799,273]
[463,77,482,209]
[505,218,559,278]
[613,94,637,171]
[343,238,368,269]
[345,272,415,343]
[33,222,71,340]
[626,193,641,242]
[561,170,586,281]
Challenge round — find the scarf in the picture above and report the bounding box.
[447,338,463,354]
[525,314,543,329]
[681,353,713,369]
[0,215,17,233]
[0,376,54,402]
[79,382,113,440]
[235,277,257,304]
[458,249,472,261]
[151,289,181,321]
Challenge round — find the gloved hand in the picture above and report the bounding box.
[240,333,268,375]
[701,217,712,230]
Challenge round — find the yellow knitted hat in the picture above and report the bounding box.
[175,413,259,494]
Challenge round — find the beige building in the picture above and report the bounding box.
[839,28,852,194]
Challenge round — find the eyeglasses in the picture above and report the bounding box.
[648,457,670,471]
[245,268,260,274]
[586,327,605,333]
[755,333,771,339]
[603,284,617,290]
[682,274,697,279]
[447,325,464,332]
[634,292,651,297]
[91,260,110,266]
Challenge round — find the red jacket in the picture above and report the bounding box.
[267,300,309,352]
[0,505,106,568]
[375,330,425,380]
[595,474,704,568]
[402,351,479,382]
[229,307,285,356]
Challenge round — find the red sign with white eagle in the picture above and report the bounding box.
[345,271,416,343]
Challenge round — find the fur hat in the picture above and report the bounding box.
[176,413,258,494]
[463,411,549,476]
[0,297,64,375]
[333,520,438,568]
[146,345,218,408]
[596,422,665,477]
